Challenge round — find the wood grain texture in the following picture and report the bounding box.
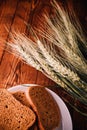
[0,0,87,130]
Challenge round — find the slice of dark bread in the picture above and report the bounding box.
[0,89,36,130]
[12,91,39,130]
[12,91,31,107]
[26,86,61,130]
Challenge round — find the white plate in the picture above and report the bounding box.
[8,84,73,130]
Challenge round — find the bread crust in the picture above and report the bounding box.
[12,90,39,130]
[26,86,61,130]
[0,89,36,130]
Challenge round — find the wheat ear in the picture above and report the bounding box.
[36,0,87,75]
[37,40,87,92]
[6,32,87,103]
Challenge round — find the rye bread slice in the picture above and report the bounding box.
[26,86,61,130]
[13,91,31,107]
[12,91,39,130]
[0,89,36,130]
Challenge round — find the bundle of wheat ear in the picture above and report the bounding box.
[3,0,87,115]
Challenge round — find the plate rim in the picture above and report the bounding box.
[8,84,73,130]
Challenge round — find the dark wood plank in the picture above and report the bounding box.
[0,0,19,87]
[0,0,19,58]
[0,0,37,88]
[73,111,87,130]
[28,0,56,86]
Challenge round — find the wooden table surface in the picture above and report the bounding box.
[0,0,87,130]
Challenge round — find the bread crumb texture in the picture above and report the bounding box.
[0,89,36,130]
[13,91,30,107]
[28,86,61,130]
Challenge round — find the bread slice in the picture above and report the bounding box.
[12,91,39,130]
[0,89,36,130]
[26,86,61,130]
[12,91,31,107]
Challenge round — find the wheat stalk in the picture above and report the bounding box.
[36,0,87,76]
[7,33,69,90]
[37,39,87,92]
[37,40,80,82]
[6,32,87,103]
[7,34,41,71]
